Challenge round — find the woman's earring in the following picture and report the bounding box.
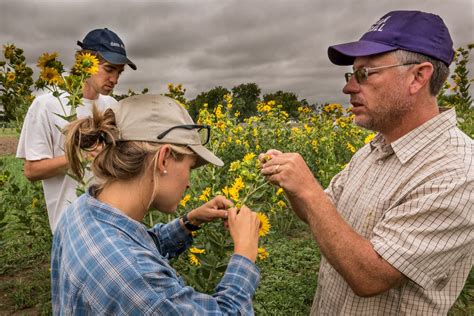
[163,170,168,175]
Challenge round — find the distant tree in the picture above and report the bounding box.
[189,86,230,119]
[231,83,261,119]
[263,90,307,118]
[438,44,473,112]
[0,44,34,126]
[112,88,149,101]
[438,44,473,138]
[164,83,188,107]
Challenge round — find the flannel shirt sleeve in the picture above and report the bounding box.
[149,218,193,258]
[141,254,260,314]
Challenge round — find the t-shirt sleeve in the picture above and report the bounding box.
[16,97,56,161]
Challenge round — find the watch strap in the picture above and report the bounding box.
[181,213,201,231]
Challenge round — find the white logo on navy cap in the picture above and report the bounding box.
[110,41,125,49]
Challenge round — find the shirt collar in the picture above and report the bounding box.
[86,186,151,241]
[369,108,457,164]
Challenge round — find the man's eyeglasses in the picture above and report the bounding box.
[345,62,419,84]
[157,124,211,145]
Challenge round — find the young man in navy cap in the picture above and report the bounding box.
[17,28,137,233]
[260,11,472,314]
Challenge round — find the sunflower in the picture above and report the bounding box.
[3,44,15,59]
[189,247,206,254]
[6,72,15,82]
[37,52,59,69]
[277,200,287,208]
[74,52,99,76]
[198,187,211,202]
[179,194,191,207]
[188,253,200,266]
[257,212,271,237]
[257,247,269,261]
[364,133,376,144]
[40,67,62,85]
[243,152,256,162]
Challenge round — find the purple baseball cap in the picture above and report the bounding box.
[328,10,455,66]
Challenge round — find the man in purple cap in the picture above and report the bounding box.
[259,10,472,315]
[17,28,137,233]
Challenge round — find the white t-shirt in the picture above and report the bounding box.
[16,92,117,232]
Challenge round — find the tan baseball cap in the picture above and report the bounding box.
[111,94,223,167]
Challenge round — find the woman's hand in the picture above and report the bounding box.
[227,206,260,262]
[186,195,233,226]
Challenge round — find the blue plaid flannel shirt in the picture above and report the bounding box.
[51,191,260,315]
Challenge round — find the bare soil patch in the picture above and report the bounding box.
[0,137,18,156]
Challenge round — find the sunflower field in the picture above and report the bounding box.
[0,44,473,315]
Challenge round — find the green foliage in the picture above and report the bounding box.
[113,87,149,101]
[0,157,51,253]
[163,83,187,106]
[0,127,18,137]
[231,82,261,119]
[263,90,309,119]
[438,44,474,138]
[449,268,474,316]
[254,229,319,315]
[0,44,34,128]
[188,86,230,119]
[0,261,51,314]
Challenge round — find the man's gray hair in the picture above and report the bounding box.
[394,50,450,96]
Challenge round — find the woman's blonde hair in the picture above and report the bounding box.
[63,105,194,189]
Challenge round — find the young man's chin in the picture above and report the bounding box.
[101,87,114,95]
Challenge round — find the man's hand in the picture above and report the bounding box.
[259,149,319,199]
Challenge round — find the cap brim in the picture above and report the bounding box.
[328,40,398,65]
[98,51,137,70]
[188,144,224,167]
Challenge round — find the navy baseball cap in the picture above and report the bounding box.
[328,11,455,66]
[77,28,137,70]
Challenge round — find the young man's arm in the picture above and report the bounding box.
[23,156,68,181]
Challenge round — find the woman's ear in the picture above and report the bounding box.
[157,145,172,175]
[408,62,433,95]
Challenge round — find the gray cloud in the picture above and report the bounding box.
[1,0,473,105]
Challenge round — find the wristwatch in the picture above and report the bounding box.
[181,213,201,231]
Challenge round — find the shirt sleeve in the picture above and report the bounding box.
[148,218,193,259]
[143,254,260,314]
[371,173,473,290]
[78,228,260,315]
[16,96,55,160]
[324,153,357,205]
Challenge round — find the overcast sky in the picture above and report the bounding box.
[1,0,473,106]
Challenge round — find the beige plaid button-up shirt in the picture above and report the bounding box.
[311,108,473,315]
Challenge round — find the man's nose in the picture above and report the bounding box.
[342,76,360,95]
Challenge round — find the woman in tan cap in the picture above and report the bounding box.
[51,94,261,314]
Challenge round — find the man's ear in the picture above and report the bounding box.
[409,62,433,95]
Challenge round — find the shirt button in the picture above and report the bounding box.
[377,160,383,165]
